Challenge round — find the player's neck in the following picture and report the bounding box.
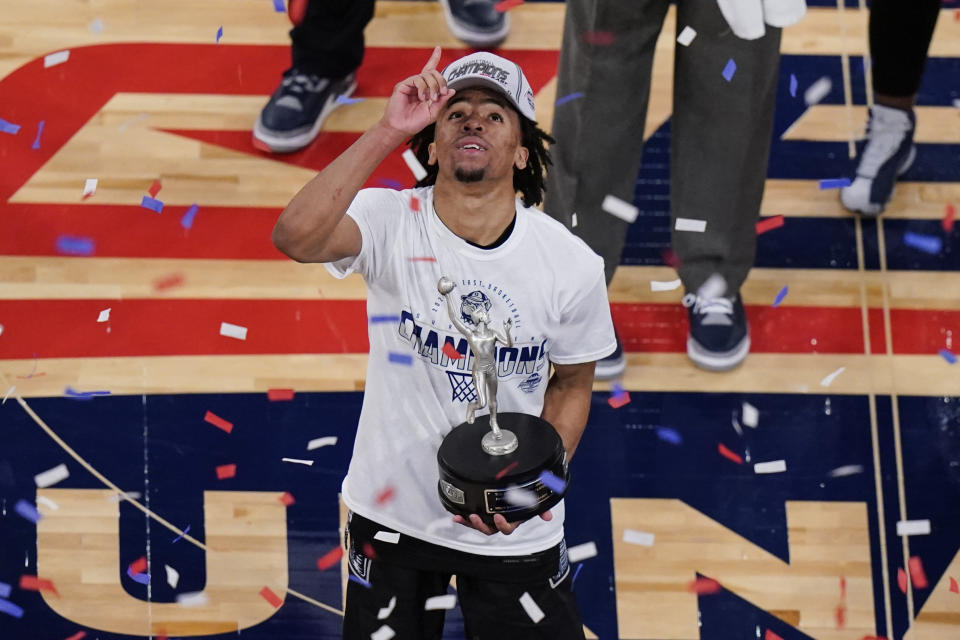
[432,178,516,247]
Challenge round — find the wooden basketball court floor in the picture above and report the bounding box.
[0,0,959,638]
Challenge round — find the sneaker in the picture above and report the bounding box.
[595,331,625,381]
[438,0,510,48]
[685,293,750,372]
[840,104,916,216]
[253,70,357,153]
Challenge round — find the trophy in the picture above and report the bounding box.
[435,276,569,524]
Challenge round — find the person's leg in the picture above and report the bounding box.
[290,0,375,78]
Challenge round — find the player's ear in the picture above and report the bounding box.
[514,144,529,171]
[428,142,438,166]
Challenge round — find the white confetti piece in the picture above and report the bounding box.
[374,531,400,544]
[36,496,59,510]
[44,50,70,68]
[219,322,247,340]
[371,624,396,640]
[89,18,104,34]
[34,463,69,488]
[281,457,313,466]
[675,217,707,232]
[677,26,697,46]
[107,491,141,502]
[896,519,930,536]
[377,596,396,620]
[424,594,457,610]
[2,386,15,404]
[165,565,179,589]
[601,194,639,224]
[804,76,832,106]
[623,529,655,546]
[742,402,758,428]
[697,273,727,300]
[754,460,787,474]
[650,279,681,292]
[567,541,598,563]
[83,178,98,197]
[505,486,538,508]
[827,464,864,478]
[953,98,960,110]
[571,212,578,228]
[820,366,846,387]
[177,591,209,607]
[519,592,545,623]
[97,308,111,323]
[402,149,427,181]
[307,436,338,450]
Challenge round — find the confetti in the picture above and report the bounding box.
[581,30,615,46]
[687,577,722,594]
[896,519,930,536]
[267,388,295,401]
[820,366,846,387]
[20,575,58,595]
[371,625,395,640]
[571,212,578,228]
[177,591,208,607]
[519,592,545,623]
[908,556,929,589]
[378,178,403,189]
[442,342,464,360]
[772,285,789,307]
[370,314,400,324]
[0,118,20,135]
[950,576,958,593]
[204,410,233,433]
[676,25,697,46]
[281,457,313,466]
[2,386,14,404]
[220,322,248,340]
[65,632,87,640]
[172,524,191,543]
[897,567,908,593]
[165,565,179,588]
[765,630,784,640]
[601,194,639,224]
[32,120,44,149]
[0,599,24,618]
[216,26,223,42]
[376,486,396,504]
[307,436,338,450]
[181,204,199,230]
[505,487,539,508]
[650,279,681,292]
[335,95,365,105]
[623,529,654,546]
[408,256,437,262]
[56,235,94,256]
[675,217,707,232]
[44,50,70,68]
[272,0,285,11]
[756,215,784,235]
[571,562,584,587]
[107,491,140,503]
[128,556,147,574]
[153,273,184,291]
[819,178,851,190]
[126,567,149,584]
[14,499,41,523]
[655,427,683,445]
[425,594,457,610]
[140,196,164,213]
[148,179,162,198]
[388,352,413,366]
[538,470,567,494]
[789,74,798,97]
[568,541,598,563]
[804,76,832,106]
[718,443,743,464]
[216,464,236,480]
[0,582,10,599]
[944,204,956,233]
[278,491,295,506]
[373,531,400,544]
[410,194,420,211]
[494,0,524,10]
[608,390,631,409]
[349,574,372,588]
[37,496,59,511]
[65,387,110,400]
[495,461,519,480]
[402,149,427,181]
[34,464,69,488]
[903,231,942,254]
[828,464,864,478]
[754,460,787,474]
[722,58,737,82]
[259,586,283,608]
[362,542,377,559]
[94,308,111,324]
[316,547,343,570]
[555,92,584,107]
[939,349,957,364]
[742,402,759,428]
[378,595,397,619]
[89,17,104,33]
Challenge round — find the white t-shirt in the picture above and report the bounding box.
[326,186,616,556]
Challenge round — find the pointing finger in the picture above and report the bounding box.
[421,45,442,74]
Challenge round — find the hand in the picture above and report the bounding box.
[452,510,553,536]
[503,317,512,328]
[381,46,456,136]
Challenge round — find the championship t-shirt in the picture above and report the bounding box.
[326,186,616,556]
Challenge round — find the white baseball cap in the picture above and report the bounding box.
[441,51,537,123]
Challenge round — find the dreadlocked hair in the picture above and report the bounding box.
[406,117,556,208]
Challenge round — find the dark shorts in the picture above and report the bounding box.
[342,512,587,640]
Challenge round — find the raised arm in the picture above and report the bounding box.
[494,317,513,347]
[272,46,456,263]
[443,292,471,337]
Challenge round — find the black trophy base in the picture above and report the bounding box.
[437,413,568,524]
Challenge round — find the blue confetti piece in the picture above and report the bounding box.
[369,315,400,324]
[377,178,403,190]
[335,95,364,105]
[939,349,957,364]
[789,74,797,98]
[722,58,736,82]
[538,470,567,494]
[126,567,150,584]
[388,352,413,366]
[571,562,584,588]
[903,231,942,255]
[272,0,285,11]
[14,499,41,523]
[0,118,20,135]
[348,574,372,588]
[140,195,164,213]
[55,235,94,256]
[818,178,851,190]
[181,203,199,229]
[0,599,24,619]
[172,524,191,544]
[0,582,10,599]
[655,427,683,445]
[65,386,111,400]
[216,26,223,42]
[31,120,44,149]
[555,92,584,107]
[772,285,789,307]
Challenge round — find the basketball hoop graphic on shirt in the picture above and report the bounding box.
[446,371,478,403]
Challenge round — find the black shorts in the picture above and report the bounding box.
[342,512,586,640]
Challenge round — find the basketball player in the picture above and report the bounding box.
[273,48,616,639]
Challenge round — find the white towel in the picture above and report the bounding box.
[717,0,807,40]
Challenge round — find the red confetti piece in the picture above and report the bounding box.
[717,443,743,464]
[495,460,519,480]
[259,586,283,609]
[362,542,377,559]
[410,195,420,212]
[216,463,236,480]
[288,0,308,25]
[442,342,464,361]
[408,256,436,262]
[661,248,681,269]
[582,30,615,46]
[835,604,846,629]
[687,577,722,595]
[908,556,929,589]
[765,630,784,640]
[861,637,889,640]
[944,204,956,233]
[949,576,958,593]
[128,556,147,574]
[316,546,343,571]
[375,486,396,505]
[204,410,233,433]
[267,388,295,401]
[840,575,847,599]
[897,567,907,593]
[148,179,162,198]
[756,215,785,235]
[20,574,58,596]
[494,0,523,11]
[153,273,185,291]
[278,491,295,506]
[65,632,87,640]
[608,390,631,409]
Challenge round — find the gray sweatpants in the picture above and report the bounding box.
[544,0,782,292]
